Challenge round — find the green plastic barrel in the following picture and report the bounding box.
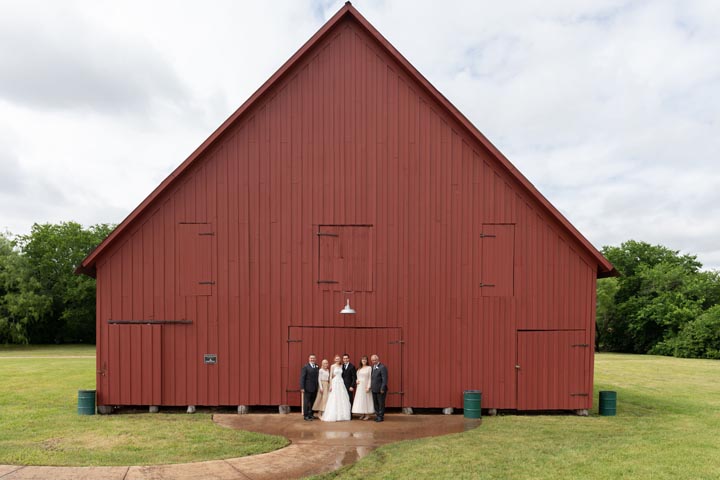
[78,389,96,415]
[464,390,482,419]
[599,390,617,416]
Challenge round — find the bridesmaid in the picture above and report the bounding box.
[351,355,375,420]
[312,359,330,418]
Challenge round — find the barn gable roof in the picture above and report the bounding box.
[78,2,616,278]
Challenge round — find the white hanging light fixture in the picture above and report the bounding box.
[340,298,356,314]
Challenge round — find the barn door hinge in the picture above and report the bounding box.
[571,393,589,397]
[199,232,215,236]
[287,339,303,343]
[198,281,215,285]
[317,280,339,284]
[388,391,404,395]
[571,344,589,347]
[317,232,339,237]
[388,340,405,345]
[478,283,496,287]
[479,233,496,238]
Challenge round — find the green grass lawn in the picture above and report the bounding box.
[0,345,287,466]
[0,344,96,356]
[315,353,720,480]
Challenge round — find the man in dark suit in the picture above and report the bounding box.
[370,354,388,422]
[299,354,319,421]
[341,353,357,409]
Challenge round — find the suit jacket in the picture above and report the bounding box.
[371,363,388,393]
[299,363,320,393]
[341,362,357,390]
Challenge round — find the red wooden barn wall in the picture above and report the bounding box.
[93,13,601,411]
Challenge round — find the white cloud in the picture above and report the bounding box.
[0,0,718,269]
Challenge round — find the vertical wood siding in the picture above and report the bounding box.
[94,18,597,410]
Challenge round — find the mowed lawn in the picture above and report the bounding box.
[0,345,287,466]
[316,353,720,480]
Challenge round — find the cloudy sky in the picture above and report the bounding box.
[1,0,718,268]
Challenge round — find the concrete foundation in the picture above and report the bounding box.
[487,408,497,416]
[149,406,159,413]
[237,405,250,415]
[279,404,291,414]
[575,409,589,416]
[97,405,113,415]
[442,407,454,415]
[402,407,414,415]
[186,405,196,414]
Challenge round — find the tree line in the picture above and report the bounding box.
[1,223,718,358]
[0,222,113,344]
[598,240,720,359]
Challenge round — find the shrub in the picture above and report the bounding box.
[670,305,720,359]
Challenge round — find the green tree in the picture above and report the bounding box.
[15,222,113,343]
[600,240,719,354]
[595,277,619,351]
[667,305,720,359]
[0,233,51,343]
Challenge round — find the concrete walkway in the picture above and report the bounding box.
[0,414,481,480]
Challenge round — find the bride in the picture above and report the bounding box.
[321,355,351,422]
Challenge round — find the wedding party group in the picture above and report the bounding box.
[299,353,389,423]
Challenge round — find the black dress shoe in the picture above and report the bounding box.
[374,417,383,422]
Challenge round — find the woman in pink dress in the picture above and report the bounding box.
[351,355,375,420]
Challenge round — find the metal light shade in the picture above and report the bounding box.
[340,299,356,314]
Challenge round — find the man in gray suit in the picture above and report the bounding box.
[370,354,388,422]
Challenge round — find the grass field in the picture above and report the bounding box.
[2,348,717,477]
[315,353,720,480]
[0,345,287,466]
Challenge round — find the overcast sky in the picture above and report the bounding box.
[1,0,718,268]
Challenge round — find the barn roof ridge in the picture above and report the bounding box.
[77,3,616,277]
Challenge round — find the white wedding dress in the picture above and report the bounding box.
[321,366,351,422]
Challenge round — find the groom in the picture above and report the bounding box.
[371,354,388,422]
[299,354,319,421]
[341,353,357,408]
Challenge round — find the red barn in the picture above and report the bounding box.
[78,3,616,414]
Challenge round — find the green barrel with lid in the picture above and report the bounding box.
[463,390,482,419]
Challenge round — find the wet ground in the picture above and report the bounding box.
[0,413,480,480]
[213,413,482,478]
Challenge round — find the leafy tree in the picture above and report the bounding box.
[0,233,51,343]
[667,305,720,359]
[599,240,720,355]
[14,222,114,343]
[595,277,619,351]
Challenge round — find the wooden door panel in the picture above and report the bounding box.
[517,330,588,410]
[108,324,162,405]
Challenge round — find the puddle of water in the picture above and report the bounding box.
[331,446,374,469]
